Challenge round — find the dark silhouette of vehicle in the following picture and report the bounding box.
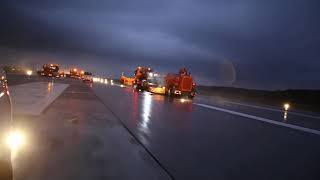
[39,64,60,77]
[82,72,93,82]
[0,68,13,180]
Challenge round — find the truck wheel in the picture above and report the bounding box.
[168,87,175,97]
[167,88,172,96]
[135,85,142,91]
[188,90,196,99]
[165,89,168,95]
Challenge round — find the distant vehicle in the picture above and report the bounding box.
[82,72,93,82]
[164,68,196,98]
[0,69,13,180]
[69,68,84,79]
[3,66,24,74]
[39,64,60,77]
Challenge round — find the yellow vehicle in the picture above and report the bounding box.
[149,86,166,94]
[148,75,166,94]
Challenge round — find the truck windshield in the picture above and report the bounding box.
[149,76,164,86]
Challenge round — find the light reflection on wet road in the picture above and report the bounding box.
[93,83,320,180]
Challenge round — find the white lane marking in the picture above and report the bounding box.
[196,96,320,120]
[10,82,69,115]
[65,91,89,94]
[0,92,4,98]
[194,103,320,136]
[227,101,320,120]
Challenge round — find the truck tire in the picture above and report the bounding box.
[135,84,143,91]
[188,89,196,99]
[168,87,175,97]
[165,89,168,95]
[167,88,172,96]
[188,92,195,98]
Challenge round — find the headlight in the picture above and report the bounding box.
[26,70,33,76]
[284,103,290,111]
[6,131,25,150]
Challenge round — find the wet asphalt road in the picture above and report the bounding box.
[7,75,171,180]
[93,83,320,180]
[6,74,320,180]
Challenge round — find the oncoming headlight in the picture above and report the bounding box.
[5,131,25,150]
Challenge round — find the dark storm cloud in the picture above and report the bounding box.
[1,0,320,89]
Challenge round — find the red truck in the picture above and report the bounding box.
[164,68,196,98]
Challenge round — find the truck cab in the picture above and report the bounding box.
[164,69,196,98]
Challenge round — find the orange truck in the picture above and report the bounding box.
[164,68,196,98]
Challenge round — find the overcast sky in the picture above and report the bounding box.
[1,0,320,89]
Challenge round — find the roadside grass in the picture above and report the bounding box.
[197,86,320,113]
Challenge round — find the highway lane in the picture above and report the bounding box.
[7,76,171,180]
[93,83,320,180]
